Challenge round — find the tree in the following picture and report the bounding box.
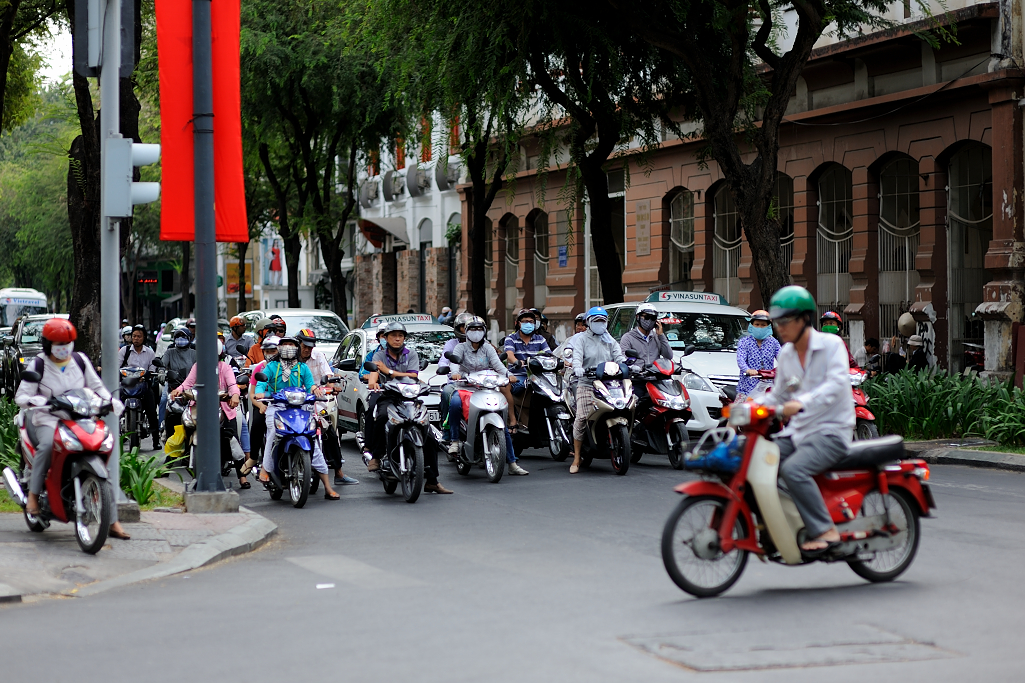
[0,0,58,132]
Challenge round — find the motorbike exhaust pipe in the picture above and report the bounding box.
[2,467,26,507]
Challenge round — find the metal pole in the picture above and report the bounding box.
[99,0,122,518]
[191,0,222,491]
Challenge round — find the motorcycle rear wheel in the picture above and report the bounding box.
[855,419,879,441]
[662,495,749,598]
[400,441,424,503]
[288,447,312,509]
[847,490,919,582]
[668,422,689,470]
[610,425,630,475]
[483,425,506,483]
[75,475,113,554]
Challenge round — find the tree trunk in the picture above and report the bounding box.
[283,233,301,307]
[181,242,191,317]
[469,187,490,322]
[578,160,624,304]
[733,171,790,301]
[67,133,102,361]
[237,241,248,313]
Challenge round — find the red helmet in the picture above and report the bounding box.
[43,318,77,344]
[820,311,843,324]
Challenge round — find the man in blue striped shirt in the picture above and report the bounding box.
[503,309,555,397]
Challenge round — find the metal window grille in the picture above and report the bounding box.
[712,185,741,304]
[483,218,493,307]
[816,166,854,324]
[533,212,549,308]
[775,174,795,268]
[504,218,520,330]
[669,190,695,289]
[878,158,921,340]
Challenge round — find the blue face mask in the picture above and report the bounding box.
[175,337,190,348]
[520,322,536,335]
[748,324,772,340]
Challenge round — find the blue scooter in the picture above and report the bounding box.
[255,372,318,508]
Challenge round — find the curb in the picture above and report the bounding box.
[918,448,1025,473]
[70,509,276,598]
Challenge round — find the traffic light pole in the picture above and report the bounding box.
[191,0,223,492]
[99,0,123,517]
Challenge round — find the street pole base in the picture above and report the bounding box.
[118,501,141,523]
[184,490,240,514]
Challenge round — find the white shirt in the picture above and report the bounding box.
[16,354,111,428]
[303,348,333,384]
[118,344,157,372]
[758,329,854,446]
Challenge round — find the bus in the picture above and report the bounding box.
[0,288,48,327]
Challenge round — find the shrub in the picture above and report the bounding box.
[120,446,171,506]
[0,398,21,471]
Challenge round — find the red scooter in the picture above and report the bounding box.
[662,401,935,597]
[850,368,878,439]
[1,380,117,554]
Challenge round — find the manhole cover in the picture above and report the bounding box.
[623,624,957,672]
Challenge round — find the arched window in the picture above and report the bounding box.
[774,173,795,267]
[503,215,520,331]
[533,212,549,308]
[712,185,741,304]
[418,219,432,312]
[669,190,694,289]
[947,144,992,371]
[878,157,920,339]
[816,165,854,320]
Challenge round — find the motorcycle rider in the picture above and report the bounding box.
[296,328,358,486]
[245,318,279,368]
[446,316,528,475]
[245,335,280,472]
[254,337,339,500]
[568,307,627,474]
[820,311,859,368]
[761,286,855,553]
[735,310,781,401]
[225,316,251,359]
[117,324,161,451]
[365,322,452,494]
[16,319,130,539]
[531,308,558,351]
[120,325,133,348]
[504,308,554,411]
[619,303,672,373]
[360,322,389,378]
[573,313,587,335]
[438,313,472,434]
[161,327,197,441]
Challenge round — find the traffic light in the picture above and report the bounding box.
[103,137,161,218]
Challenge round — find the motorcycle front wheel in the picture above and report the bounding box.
[483,425,506,483]
[125,411,140,451]
[549,416,570,462]
[661,495,749,598]
[855,419,879,441]
[668,422,690,470]
[610,425,630,475]
[399,439,424,503]
[287,447,312,508]
[847,490,920,582]
[75,474,113,554]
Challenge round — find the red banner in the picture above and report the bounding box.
[156,0,248,242]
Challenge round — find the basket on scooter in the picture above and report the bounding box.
[683,427,744,473]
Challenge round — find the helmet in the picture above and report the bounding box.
[120,326,132,338]
[453,312,473,331]
[254,317,273,333]
[516,308,536,322]
[636,303,658,320]
[768,286,817,320]
[820,310,843,325]
[376,322,389,338]
[383,322,407,336]
[276,335,299,347]
[574,312,586,324]
[172,327,191,341]
[216,330,226,340]
[43,318,77,344]
[585,306,609,321]
[466,315,486,330]
[229,316,244,328]
[186,318,196,327]
[296,328,316,347]
[261,335,281,349]
[750,309,771,323]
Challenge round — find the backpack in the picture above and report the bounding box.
[31,352,88,385]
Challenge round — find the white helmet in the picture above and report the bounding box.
[120,326,132,337]
[636,303,658,319]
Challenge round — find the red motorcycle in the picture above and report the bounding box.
[850,368,878,439]
[661,401,935,597]
[630,358,693,470]
[1,383,117,554]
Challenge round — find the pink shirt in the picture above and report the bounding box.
[179,361,242,420]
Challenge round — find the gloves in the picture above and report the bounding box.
[111,398,125,417]
[28,395,47,407]
[574,366,585,378]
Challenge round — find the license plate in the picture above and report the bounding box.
[428,410,440,422]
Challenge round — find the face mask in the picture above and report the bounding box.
[821,324,839,335]
[520,322,535,335]
[639,318,656,332]
[217,340,224,355]
[264,351,278,362]
[467,329,485,343]
[51,342,74,361]
[279,345,298,360]
[175,337,190,348]
[749,324,772,340]
[589,321,608,336]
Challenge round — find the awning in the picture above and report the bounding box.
[160,293,182,307]
[359,217,408,248]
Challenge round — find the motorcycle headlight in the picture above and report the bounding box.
[100,427,114,453]
[539,357,557,371]
[387,405,406,425]
[307,414,318,431]
[849,372,865,386]
[58,424,83,451]
[681,373,714,393]
[274,415,285,431]
[414,405,430,425]
[400,384,420,399]
[613,398,627,409]
[182,409,196,428]
[285,390,307,406]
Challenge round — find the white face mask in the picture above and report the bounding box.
[217,340,224,356]
[51,342,74,361]
[589,321,608,336]
[278,345,298,360]
[466,329,485,343]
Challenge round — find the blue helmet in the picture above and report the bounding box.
[586,306,609,321]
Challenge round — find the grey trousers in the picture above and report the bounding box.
[29,429,55,495]
[776,434,848,539]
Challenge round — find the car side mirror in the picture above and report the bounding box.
[683,344,696,357]
[20,370,40,383]
[254,372,268,382]
[151,357,164,368]
[337,358,357,371]
[435,365,450,375]
[363,361,378,372]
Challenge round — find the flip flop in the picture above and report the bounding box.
[801,540,842,557]
[324,492,340,500]
[109,527,131,540]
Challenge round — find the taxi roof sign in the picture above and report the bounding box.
[361,313,439,329]
[645,291,728,305]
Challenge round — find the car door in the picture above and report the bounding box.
[333,333,361,429]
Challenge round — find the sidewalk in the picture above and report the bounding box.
[0,479,276,604]
[904,438,1025,473]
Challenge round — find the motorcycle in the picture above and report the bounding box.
[850,368,878,440]
[119,356,162,450]
[629,358,693,470]
[438,356,508,483]
[509,352,573,461]
[661,400,936,598]
[2,378,117,554]
[354,362,434,503]
[252,371,318,508]
[565,361,637,475]
[171,381,247,481]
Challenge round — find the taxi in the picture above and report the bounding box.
[329,313,455,434]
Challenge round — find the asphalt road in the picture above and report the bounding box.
[2,439,1023,681]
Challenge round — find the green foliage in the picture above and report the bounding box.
[120,445,171,507]
[0,396,21,472]
[2,43,42,133]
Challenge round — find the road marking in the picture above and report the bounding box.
[286,554,425,589]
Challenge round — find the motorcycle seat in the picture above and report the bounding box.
[831,434,904,470]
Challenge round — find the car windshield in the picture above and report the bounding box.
[659,312,746,351]
[366,330,455,366]
[3,304,47,328]
[20,320,51,344]
[276,314,349,342]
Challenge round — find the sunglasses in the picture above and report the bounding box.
[772,315,799,327]
[638,314,658,321]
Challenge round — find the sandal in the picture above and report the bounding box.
[238,478,251,490]
[569,464,580,474]
[240,458,257,476]
[324,491,340,500]
[258,469,271,483]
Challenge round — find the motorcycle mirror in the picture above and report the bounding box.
[363,361,378,372]
[624,349,639,360]
[435,365,450,375]
[236,376,249,387]
[253,371,268,382]
[683,344,697,356]
[20,370,41,383]
[337,358,357,371]
[444,351,462,364]
[151,357,164,368]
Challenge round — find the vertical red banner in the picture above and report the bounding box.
[156,0,248,242]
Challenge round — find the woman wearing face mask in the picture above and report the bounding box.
[161,327,197,441]
[735,310,780,401]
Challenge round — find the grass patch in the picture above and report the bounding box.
[0,487,22,513]
[139,484,184,511]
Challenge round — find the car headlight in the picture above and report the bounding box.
[681,373,714,393]
[58,424,83,451]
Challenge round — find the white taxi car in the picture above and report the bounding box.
[329,313,455,434]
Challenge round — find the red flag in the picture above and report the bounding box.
[156,0,248,242]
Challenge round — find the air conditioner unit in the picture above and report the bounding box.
[359,179,379,208]
[435,158,462,190]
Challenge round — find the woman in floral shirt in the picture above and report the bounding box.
[735,310,780,400]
